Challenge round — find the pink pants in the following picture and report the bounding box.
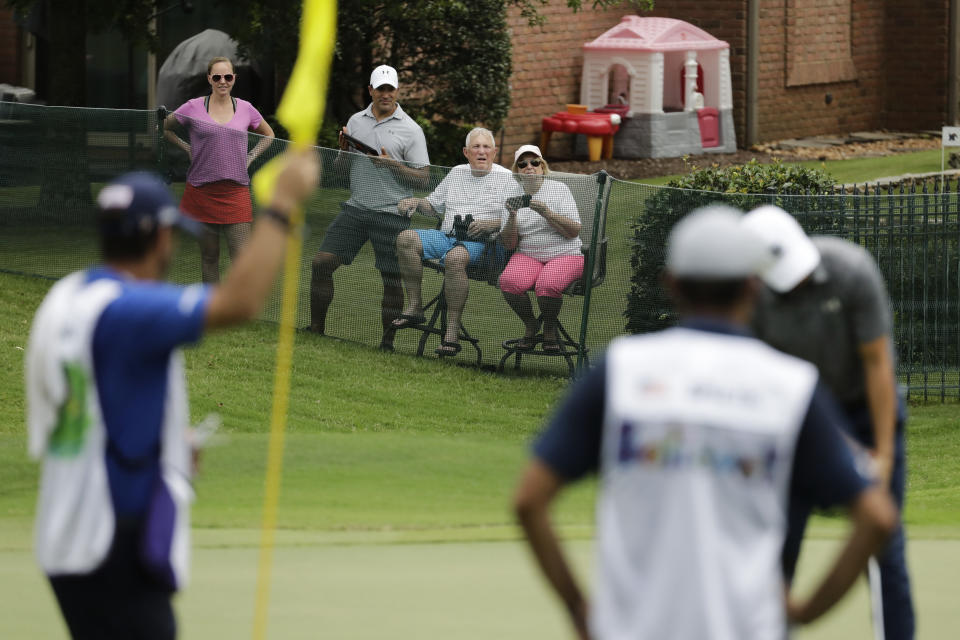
[499,252,584,298]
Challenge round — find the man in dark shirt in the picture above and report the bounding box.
[744,204,914,640]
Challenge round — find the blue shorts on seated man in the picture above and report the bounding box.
[416,229,505,266]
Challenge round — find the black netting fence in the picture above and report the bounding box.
[2,102,958,396]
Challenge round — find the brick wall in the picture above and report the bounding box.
[503,1,750,158]
[505,0,951,155]
[753,0,948,142]
[0,8,22,86]
[502,4,635,159]
[752,0,888,142]
[786,0,857,87]
[884,0,949,130]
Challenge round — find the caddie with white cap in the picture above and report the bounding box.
[309,63,431,350]
[742,204,915,640]
[513,205,896,640]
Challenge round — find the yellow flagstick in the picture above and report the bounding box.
[250,2,336,639]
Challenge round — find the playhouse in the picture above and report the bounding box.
[578,16,736,158]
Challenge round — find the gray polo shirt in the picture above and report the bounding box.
[751,236,893,406]
[343,103,430,214]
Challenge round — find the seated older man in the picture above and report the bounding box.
[393,127,512,356]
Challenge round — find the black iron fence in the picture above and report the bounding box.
[1,101,957,398]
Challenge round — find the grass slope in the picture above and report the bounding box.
[1,270,957,536]
[1,256,958,638]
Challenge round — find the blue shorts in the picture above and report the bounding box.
[416,229,501,266]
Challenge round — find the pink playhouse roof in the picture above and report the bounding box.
[583,16,728,53]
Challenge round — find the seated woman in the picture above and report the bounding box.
[500,145,583,353]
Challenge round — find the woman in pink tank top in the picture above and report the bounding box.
[163,57,275,283]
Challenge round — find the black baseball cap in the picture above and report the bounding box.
[96,172,202,237]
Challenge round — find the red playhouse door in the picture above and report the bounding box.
[697,107,719,148]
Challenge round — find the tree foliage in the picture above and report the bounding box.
[4,0,184,105]
[625,159,837,335]
[514,0,653,25]
[222,0,653,163]
[5,0,164,46]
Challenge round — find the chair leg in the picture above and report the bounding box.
[555,320,582,378]
[410,264,486,366]
[414,290,444,357]
[602,134,614,159]
[499,313,585,377]
[586,135,603,162]
[455,321,482,366]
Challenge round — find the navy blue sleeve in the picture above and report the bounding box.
[532,359,606,481]
[95,282,209,358]
[790,381,872,508]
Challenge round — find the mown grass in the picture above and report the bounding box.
[0,271,591,541]
[1,270,957,538]
[1,265,958,640]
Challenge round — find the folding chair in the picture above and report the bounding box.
[409,230,508,366]
[498,170,610,377]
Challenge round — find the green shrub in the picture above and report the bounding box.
[625,159,837,334]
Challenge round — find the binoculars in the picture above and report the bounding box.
[452,214,475,241]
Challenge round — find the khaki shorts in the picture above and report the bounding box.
[318,204,410,274]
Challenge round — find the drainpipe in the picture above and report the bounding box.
[950,0,959,125]
[746,0,759,145]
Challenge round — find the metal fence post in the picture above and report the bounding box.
[155,106,168,180]
[576,170,608,374]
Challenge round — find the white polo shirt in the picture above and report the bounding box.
[534,320,871,640]
[426,163,513,233]
[343,103,430,214]
[504,177,582,261]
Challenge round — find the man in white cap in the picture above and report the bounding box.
[742,204,914,640]
[309,64,430,351]
[513,206,896,640]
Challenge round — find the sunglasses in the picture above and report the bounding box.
[210,74,235,82]
[517,159,542,169]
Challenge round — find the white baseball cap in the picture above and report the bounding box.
[741,205,821,293]
[666,205,770,279]
[514,144,543,163]
[369,65,399,89]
